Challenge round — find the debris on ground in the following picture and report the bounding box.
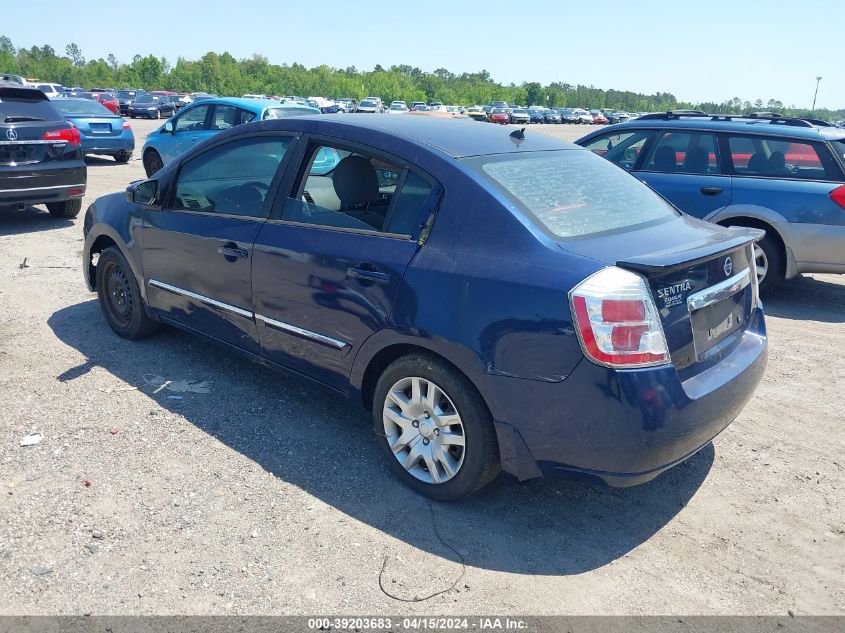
[19,257,28,269]
[31,565,52,576]
[19,432,43,447]
[143,374,211,394]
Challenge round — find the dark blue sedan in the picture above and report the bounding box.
[81,115,768,499]
[52,98,135,163]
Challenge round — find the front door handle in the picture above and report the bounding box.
[700,186,723,196]
[347,267,390,284]
[218,243,248,261]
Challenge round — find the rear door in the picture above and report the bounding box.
[634,129,732,219]
[142,133,294,354]
[252,138,441,390]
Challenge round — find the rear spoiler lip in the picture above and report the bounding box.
[616,227,765,274]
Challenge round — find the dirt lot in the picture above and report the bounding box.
[0,117,843,615]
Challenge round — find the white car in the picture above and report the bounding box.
[572,109,593,124]
[357,98,381,113]
[242,94,265,100]
[36,83,65,99]
[388,101,409,114]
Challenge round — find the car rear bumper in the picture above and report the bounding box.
[80,136,135,154]
[0,165,87,206]
[486,307,768,486]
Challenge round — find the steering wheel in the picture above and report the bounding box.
[219,181,270,211]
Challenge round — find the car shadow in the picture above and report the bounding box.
[0,205,74,236]
[763,275,845,323]
[84,155,129,167]
[48,299,713,576]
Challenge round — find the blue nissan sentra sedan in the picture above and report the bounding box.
[52,98,135,163]
[82,115,768,500]
[141,97,320,176]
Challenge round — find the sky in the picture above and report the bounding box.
[2,0,843,109]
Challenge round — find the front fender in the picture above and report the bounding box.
[82,193,146,296]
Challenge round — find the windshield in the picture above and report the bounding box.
[472,150,677,239]
[390,104,406,110]
[360,100,376,107]
[134,95,155,104]
[52,99,115,117]
[117,91,137,99]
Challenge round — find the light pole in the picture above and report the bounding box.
[812,76,822,112]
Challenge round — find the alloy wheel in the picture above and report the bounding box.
[382,376,466,484]
[753,243,769,285]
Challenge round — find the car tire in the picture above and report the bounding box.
[130,114,136,119]
[750,231,784,294]
[154,110,160,120]
[143,150,163,177]
[114,151,131,163]
[46,198,82,219]
[96,246,160,340]
[373,353,500,500]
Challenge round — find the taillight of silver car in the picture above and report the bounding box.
[570,267,670,369]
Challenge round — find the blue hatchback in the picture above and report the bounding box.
[82,116,767,499]
[576,112,845,292]
[141,97,319,176]
[52,98,135,163]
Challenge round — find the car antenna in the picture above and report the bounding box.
[509,127,526,145]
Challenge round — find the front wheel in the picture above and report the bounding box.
[143,150,163,177]
[154,109,160,120]
[46,198,82,218]
[373,354,500,500]
[95,247,160,339]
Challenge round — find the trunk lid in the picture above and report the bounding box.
[558,215,763,378]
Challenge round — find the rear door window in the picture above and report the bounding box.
[211,105,256,130]
[643,131,721,174]
[580,130,653,170]
[474,149,677,239]
[726,134,841,181]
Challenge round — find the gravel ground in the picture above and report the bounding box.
[0,117,843,615]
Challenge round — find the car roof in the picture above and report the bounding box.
[606,115,845,142]
[250,114,575,158]
[188,96,319,113]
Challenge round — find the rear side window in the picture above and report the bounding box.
[830,139,845,165]
[727,135,840,181]
[644,131,720,174]
[211,105,255,130]
[476,150,677,239]
[0,91,63,123]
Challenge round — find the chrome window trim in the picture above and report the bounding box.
[255,314,347,350]
[0,183,85,193]
[148,279,253,319]
[687,267,751,312]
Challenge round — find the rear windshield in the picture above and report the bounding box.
[472,150,677,239]
[53,99,114,117]
[0,91,63,122]
[263,107,318,119]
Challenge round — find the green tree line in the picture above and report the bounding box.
[2,37,842,120]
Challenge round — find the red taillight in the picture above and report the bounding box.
[123,122,131,129]
[44,126,81,146]
[830,184,845,209]
[570,267,669,368]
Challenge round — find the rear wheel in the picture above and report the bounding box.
[373,354,500,500]
[96,247,160,339]
[115,151,131,163]
[46,198,82,219]
[143,150,163,177]
[752,233,784,293]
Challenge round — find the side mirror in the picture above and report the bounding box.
[126,180,158,207]
[163,120,174,134]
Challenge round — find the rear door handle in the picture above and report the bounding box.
[700,186,723,196]
[218,244,249,260]
[347,267,390,284]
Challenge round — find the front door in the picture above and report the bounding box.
[142,133,293,354]
[252,140,441,390]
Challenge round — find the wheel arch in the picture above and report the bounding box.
[713,214,793,278]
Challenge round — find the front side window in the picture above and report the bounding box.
[581,130,653,171]
[644,131,720,174]
[281,143,435,236]
[174,104,210,132]
[171,136,290,217]
[474,149,677,239]
[727,134,839,180]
